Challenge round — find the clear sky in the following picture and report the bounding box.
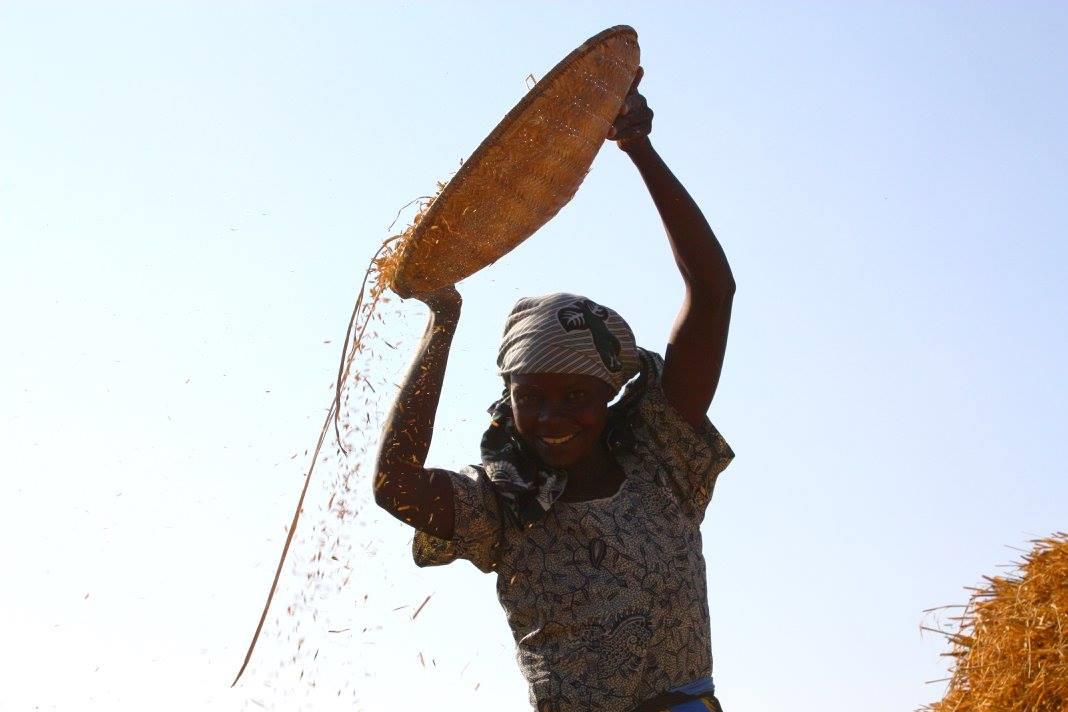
[2,2,1066,711]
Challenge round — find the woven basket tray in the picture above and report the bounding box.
[389,25,640,297]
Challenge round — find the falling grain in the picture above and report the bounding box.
[411,594,433,621]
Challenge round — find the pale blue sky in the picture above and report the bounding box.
[2,2,1066,711]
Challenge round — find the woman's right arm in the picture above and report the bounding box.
[373,286,461,540]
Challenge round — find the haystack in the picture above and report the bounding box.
[926,532,1068,711]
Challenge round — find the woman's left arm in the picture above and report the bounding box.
[612,69,735,428]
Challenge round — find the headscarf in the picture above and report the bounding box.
[497,293,640,392]
[482,294,644,527]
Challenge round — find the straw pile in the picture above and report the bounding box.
[926,532,1068,711]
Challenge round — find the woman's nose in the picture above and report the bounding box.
[537,403,568,426]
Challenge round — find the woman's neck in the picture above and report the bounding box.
[558,444,626,502]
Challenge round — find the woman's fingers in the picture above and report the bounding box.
[615,98,651,131]
[612,70,643,122]
[609,70,652,145]
[611,109,653,145]
[615,68,645,123]
[612,95,648,130]
[628,66,644,95]
[627,93,648,117]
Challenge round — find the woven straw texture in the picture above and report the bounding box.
[389,25,640,297]
[925,533,1068,712]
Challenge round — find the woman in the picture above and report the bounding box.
[373,68,736,712]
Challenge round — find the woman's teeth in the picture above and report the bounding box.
[540,433,576,445]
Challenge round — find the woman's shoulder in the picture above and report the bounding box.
[615,348,735,520]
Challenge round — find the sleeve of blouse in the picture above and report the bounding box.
[633,350,735,523]
[411,465,504,574]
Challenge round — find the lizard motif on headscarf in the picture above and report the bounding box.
[557,299,623,372]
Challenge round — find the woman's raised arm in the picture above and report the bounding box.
[612,69,736,428]
[372,286,461,539]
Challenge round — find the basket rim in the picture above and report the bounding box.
[391,25,638,297]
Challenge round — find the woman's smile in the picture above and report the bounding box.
[533,428,589,467]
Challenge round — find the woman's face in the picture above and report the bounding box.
[508,372,615,469]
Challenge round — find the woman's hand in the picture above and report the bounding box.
[412,284,462,317]
[608,67,652,152]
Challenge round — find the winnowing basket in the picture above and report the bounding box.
[389,25,641,297]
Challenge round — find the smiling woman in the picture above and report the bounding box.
[371,65,737,712]
[499,292,636,497]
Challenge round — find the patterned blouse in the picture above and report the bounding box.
[413,353,734,711]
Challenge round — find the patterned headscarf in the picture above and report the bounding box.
[497,293,640,393]
[482,295,644,528]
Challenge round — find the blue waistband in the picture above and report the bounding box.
[662,678,713,708]
[665,676,716,711]
[671,676,715,695]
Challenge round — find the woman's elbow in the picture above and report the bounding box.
[722,274,737,297]
[690,278,735,309]
[685,267,735,300]
[373,464,421,515]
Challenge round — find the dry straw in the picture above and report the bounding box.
[924,532,1068,711]
[232,25,640,686]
